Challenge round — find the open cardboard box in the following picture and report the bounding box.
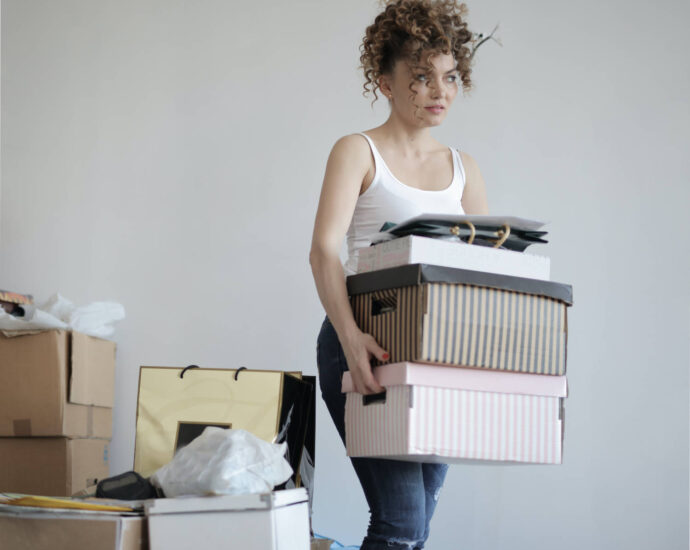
[0,330,115,437]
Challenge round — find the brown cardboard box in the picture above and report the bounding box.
[0,330,115,437]
[311,537,334,550]
[0,512,146,550]
[0,437,110,496]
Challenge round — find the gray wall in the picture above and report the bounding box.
[1,1,688,548]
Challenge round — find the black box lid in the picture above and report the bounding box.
[346,264,573,305]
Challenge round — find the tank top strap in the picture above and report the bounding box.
[451,147,467,195]
[356,132,385,173]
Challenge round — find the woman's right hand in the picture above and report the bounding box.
[342,329,388,395]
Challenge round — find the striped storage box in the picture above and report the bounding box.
[347,264,573,375]
[342,362,566,464]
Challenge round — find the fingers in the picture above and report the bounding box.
[351,360,384,395]
[364,335,390,364]
[354,376,384,395]
[361,369,385,394]
[343,332,388,395]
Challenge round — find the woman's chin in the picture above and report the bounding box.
[416,117,445,128]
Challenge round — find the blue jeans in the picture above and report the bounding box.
[317,317,448,550]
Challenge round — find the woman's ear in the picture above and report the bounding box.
[378,74,393,101]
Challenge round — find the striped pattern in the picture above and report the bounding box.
[345,387,410,457]
[352,283,567,375]
[422,283,566,375]
[345,386,562,464]
[351,286,422,364]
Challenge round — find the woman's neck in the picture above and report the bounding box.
[372,114,437,156]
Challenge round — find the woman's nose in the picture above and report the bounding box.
[428,77,445,98]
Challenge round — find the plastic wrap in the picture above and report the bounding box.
[0,293,124,338]
[150,427,293,497]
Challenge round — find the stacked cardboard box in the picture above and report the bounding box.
[0,330,115,495]
[342,240,573,465]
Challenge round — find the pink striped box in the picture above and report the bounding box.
[342,362,566,465]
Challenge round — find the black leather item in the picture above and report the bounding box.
[381,220,548,251]
[96,471,160,500]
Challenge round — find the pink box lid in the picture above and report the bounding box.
[341,362,567,398]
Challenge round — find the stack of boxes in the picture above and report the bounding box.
[342,234,573,464]
[0,330,115,495]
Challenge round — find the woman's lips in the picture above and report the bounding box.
[425,106,444,114]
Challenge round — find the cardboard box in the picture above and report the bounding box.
[343,363,566,464]
[348,264,573,375]
[145,489,309,550]
[0,437,110,496]
[0,509,146,550]
[311,538,334,550]
[357,235,551,280]
[134,367,313,482]
[0,330,115,437]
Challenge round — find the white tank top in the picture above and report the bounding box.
[344,132,466,274]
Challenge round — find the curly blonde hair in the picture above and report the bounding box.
[360,0,474,101]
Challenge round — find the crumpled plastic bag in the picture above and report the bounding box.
[150,427,293,497]
[0,308,68,332]
[0,293,124,339]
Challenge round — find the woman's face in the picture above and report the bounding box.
[382,51,459,127]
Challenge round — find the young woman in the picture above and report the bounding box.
[310,1,489,548]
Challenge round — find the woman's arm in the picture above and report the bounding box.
[460,152,489,215]
[310,135,386,394]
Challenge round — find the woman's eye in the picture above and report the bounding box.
[446,74,458,83]
[414,74,428,82]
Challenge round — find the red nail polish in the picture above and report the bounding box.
[382,353,390,360]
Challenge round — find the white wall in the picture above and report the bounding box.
[1,1,688,548]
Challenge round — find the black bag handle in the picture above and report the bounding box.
[179,364,199,379]
[180,364,247,380]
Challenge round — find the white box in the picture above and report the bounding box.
[357,235,550,280]
[343,363,566,465]
[145,489,310,550]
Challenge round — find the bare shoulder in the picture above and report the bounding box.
[458,150,489,214]
[325,134,374,190]
[330,134,372,164]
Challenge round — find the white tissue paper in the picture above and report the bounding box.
[0,308,68,332]
[0,293,125,338]
[151,427,294,498]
